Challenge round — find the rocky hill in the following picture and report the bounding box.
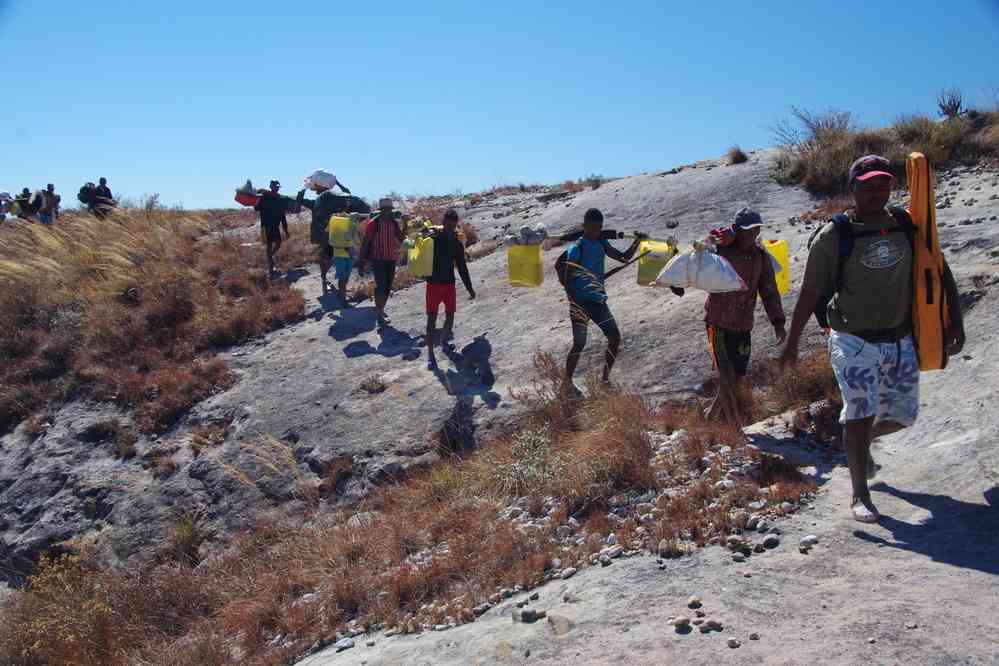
[2,152,998,665]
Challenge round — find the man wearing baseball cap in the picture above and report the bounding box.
[781,155,964,523]
[704,207,786,426]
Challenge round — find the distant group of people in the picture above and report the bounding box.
[1,177,116,223]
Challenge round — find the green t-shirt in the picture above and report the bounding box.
[803,210,912,334]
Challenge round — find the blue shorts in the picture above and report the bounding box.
[333,256,354,281]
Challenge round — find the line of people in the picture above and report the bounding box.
[2,178,116,223]
[257,154,966,525]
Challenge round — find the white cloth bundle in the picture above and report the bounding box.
[654,243,748,293]
[304,169,337,190]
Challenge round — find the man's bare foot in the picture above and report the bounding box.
[851,496,880,523]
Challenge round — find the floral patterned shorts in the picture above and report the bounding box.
[828,331,920,426]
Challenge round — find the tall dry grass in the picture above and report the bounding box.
[773,105,999,195]
[0,209,304,433]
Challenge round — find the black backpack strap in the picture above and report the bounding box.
[887,206,917,249]
[831,213,854,292]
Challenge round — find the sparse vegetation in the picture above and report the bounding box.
[937,87,965,119]
[772,100,999,195]
[0,349,829,665]
[0,208,305,434]
[727,145,749,165]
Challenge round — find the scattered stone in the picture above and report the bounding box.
[707,619,724,632]
[800,535,819,548]
[754,543,766,553]
[334,637,355,652]
[763,535,780,549]
[473,602,492,616]
[672,615,691,629]
[868,637,876,644]
[780,502,795,514]
[599,554,612,566]
[687,596,702,609]
[799,546,810,555]
[728,637,741,648]
[606,533,618,546]
[548,614,573,635]
[512,608,543,623]
[366,639,376,647]
[749,632,760,641]
[516,600,528,608]
[561,567,578,580]
[695,610,706,618]
[905,622,918,630]
[692,618,705,626]
[732,553,746,562]
[756,519,769,532]
[746,516,759,531]
[529,592,540,601]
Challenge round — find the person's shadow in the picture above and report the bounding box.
[343,323,422,361]
[284,268,309,284]
[431,334,501,409]
[327,306,379,340]
[853,484,999,576]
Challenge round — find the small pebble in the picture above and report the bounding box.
[800,535,819,548]
[868,637,876,644]
[905,622,918,630]
[561,567,577,580]
[732,553,746,562]
[749,632,760,641]
[687,596,702,609]
[728,637,741,649]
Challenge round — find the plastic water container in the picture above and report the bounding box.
[764,239,791,295]
[508,244,543,287]
[637,239,677,286]
[408,236,435,277]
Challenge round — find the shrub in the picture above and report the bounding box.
[727,145,749,165]
[937,88,964,118]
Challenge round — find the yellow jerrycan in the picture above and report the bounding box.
[408,236,435,277]
[763,239,791,296]
[636,239,678,286]
[508,244,544,287]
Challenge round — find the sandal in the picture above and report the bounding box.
[851,497,880,524]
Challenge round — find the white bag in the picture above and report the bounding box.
[654,243,748,293]
[304,169,337,190]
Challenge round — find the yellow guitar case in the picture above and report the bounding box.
[906,152,950,371]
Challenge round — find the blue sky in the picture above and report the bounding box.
[2,0,997,209]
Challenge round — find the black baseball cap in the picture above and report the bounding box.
[732,207,764,230]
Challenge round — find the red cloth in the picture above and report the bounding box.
[426,283,457,314]
[363,215,403,261]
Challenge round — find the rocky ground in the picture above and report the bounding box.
[2,150,998,655]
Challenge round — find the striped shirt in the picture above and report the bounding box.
[364,214,403,262]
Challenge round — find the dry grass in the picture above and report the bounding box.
[773,104,999,195]
[0,350,830,665]
[727,145,749,165]
[0,208,305,434]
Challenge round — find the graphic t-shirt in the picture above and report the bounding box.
[803,210,913,333]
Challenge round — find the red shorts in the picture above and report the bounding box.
[426,283,457,314]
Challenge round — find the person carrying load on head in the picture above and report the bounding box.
[555,208,644,398]
[780,155,964,524]
[297,170,350,292]
[425,208,476,369]
[360,198,407,326]
[703,208,786,428]
[255,180,290,277]
[15,188,34,219]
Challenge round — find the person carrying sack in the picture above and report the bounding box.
[704,208,786,427]
[781,155,965,524]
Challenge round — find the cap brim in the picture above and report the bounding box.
[855,171,895,182]
[734,221,763,230]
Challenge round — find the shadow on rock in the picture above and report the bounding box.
[853,483,999,576]
[343,324,422,361]
[327,307,379,341]
[284,268,309,284]
[432,334,501,409]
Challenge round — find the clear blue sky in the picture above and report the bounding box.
[2,0,997,209]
